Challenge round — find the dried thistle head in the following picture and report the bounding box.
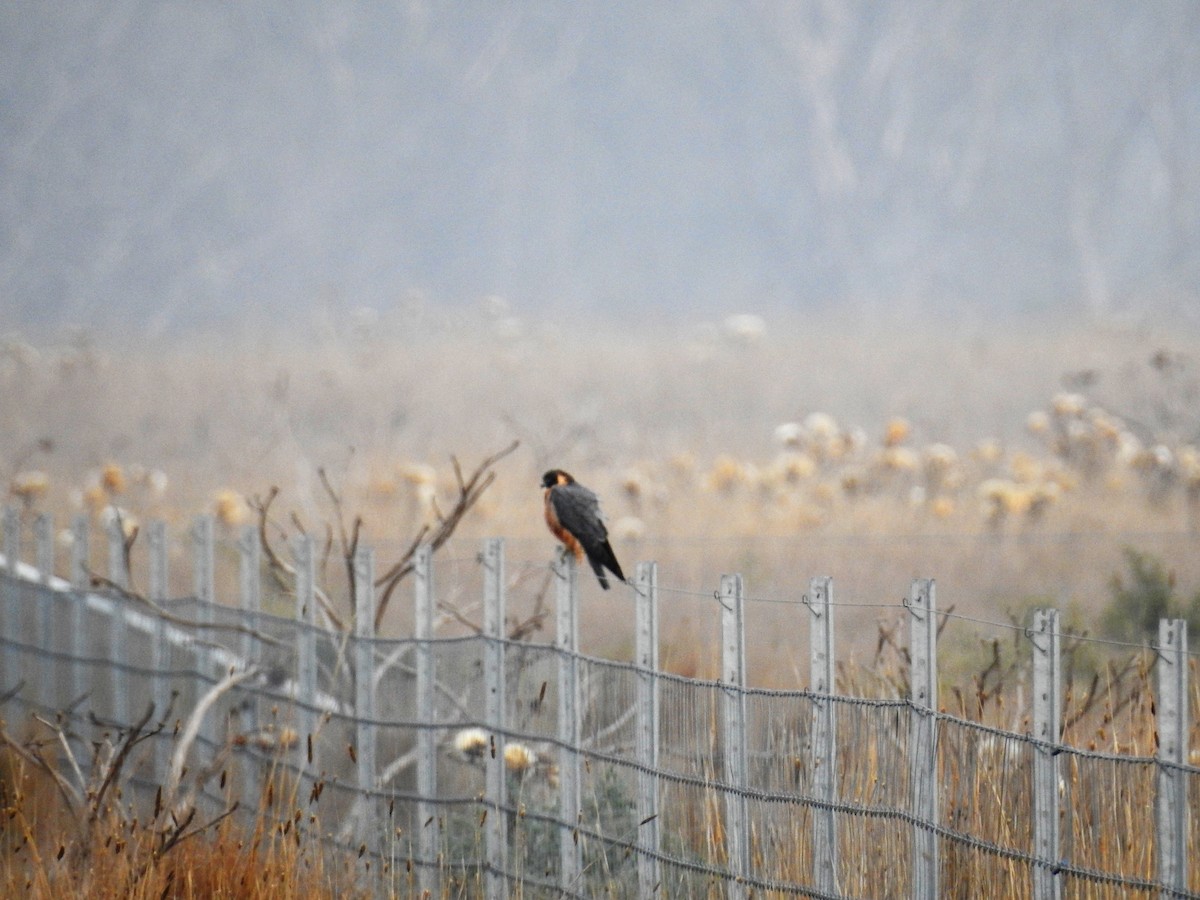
[503,742,537,774]
[214,489,247,526]
[10,469,50,508]
[101,462,127,495]
[453,727,489,762]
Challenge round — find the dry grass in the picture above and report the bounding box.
[0,742,358,899]
[642,646,1199,898]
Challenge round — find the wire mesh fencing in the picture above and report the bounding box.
[0,507,1197,899]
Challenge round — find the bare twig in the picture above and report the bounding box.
[162,667,259,813]
[251,486,289,590]
[508,566,553,641]
[374,439,519,629]
[318,467,360,603]
[249,487,346,632]
[89,703,156,829]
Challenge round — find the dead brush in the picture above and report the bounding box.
[0,663,368,900]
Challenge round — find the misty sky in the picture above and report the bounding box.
[2,2,1198,337]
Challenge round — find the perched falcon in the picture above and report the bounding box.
[541,469,626,589]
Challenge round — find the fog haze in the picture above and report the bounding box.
[2,2,1199,336]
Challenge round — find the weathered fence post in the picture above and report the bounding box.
[1,508,17,699]
[808,575,839,896]
[192,515,214,607]
[107,510,129,590]
[148,520,171,781]
[192,515,219,750]
[413,544,439,897]
[69,511,89,700]
[34,514,54,709]
[294,535,318,779]
[1031,608,1062,900]
[554,552,582,891]
[238,523,260,664]
[236,523,261,801]
[148,520,169,602]
[482,538,508,900]
[1155,618,1189,895]
[70,514,89,590]
[908,578,938,900]
[720,573,749,892]
[635,561,661,897]
[107,513,129,726]
[353,545,379,863]
[3,507,19,573]
[34,512,53,585]
[69,515,91,760]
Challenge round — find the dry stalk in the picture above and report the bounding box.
[249,486,346,631]
[162,666,259,815]
[374,439,520,629]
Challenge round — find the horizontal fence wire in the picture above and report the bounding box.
[1,516,1198,899]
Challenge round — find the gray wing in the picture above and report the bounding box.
[550,482,609,549]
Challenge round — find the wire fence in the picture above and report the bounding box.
[0,507,1197,899]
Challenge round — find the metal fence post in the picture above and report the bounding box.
[3,507,19,572]
[1,508,17,701]
[414,544,439,896]
[482,538,508,900]
[1031,608,1062,900]
[148,520,172,782]
[720,573,749,891]
[148,520,169,602]
[193,515,215,608]
[808,575,838,896]
[107,511,129,590]
[237,523,261,802]
[70,514,89,590]
[34,513,53,585]
[908,578,938,900]
[238,523,260,665]
[34,514,54,709]
[69,515,91,761]
[635,561,661,897]
[554,552,582,891]
[353,545,378,863]
[192,515,218,751]
[107,513,129,726]
[295,535,318,779]
[1155,618,1188,895]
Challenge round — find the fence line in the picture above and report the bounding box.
[0,508,1197,898]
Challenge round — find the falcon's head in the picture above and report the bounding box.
[540,469,574,489]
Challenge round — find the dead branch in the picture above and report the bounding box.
[88,703,156,830]
[249,487,346,632]
[507,565,553,641]
[125,802,240,896]
[373,439,519,629]
[318,466,362,603]
[163,667,259,814]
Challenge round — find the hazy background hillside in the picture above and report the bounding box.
[3,1,1199,337]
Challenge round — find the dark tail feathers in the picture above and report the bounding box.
[587,540,626,590]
